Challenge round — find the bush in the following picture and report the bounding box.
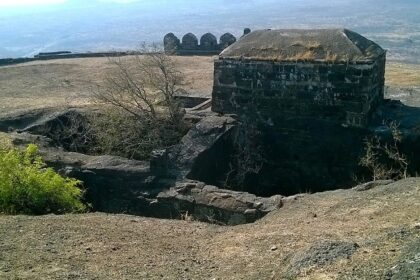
[359,122,409,181]
[0,144,86,215]
[89,108,190,160]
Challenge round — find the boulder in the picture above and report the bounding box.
[156,180,283,225]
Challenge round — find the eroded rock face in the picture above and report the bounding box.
[7,131,155,213]
[1,111,285,225]
[163,113,238,181]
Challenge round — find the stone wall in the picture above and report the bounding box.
[209,54,387,195]
[212,55,386,127]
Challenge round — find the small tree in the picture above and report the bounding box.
[359,122,409,181]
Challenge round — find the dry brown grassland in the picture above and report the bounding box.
[0,57,419,279]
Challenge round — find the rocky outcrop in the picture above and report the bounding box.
[7,131,155,213]
[153,113,237,181]
[2,112,284,225]
[155,180,283,225]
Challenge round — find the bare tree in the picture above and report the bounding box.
[93,46,187,124]
[225,118,266,189]
[89,47,190,159]
[359,122,409,181]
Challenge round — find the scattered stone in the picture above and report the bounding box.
[270,245,278,251]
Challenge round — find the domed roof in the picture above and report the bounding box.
[182,33,198,43]
[220,33,236,44]
[221,29,385,62]
[200,33,217,43]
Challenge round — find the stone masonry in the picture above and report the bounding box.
[163,29,252,55]
[208,29,388,195]
[212,29,386,127]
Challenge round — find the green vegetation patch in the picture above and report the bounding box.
[0,144,86,215]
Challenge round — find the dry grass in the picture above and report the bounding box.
[0,57,419,118]
[0,132,12,148]
[385,62,420,87]
[0,56,214,118]
[0,178,419,279]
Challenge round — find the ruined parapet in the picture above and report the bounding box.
[243,28,251,36]
[163,31,237,55]
[219,33,237,50]
[182,33,199,50]
[163,33,180,55]
[200,33,218,51]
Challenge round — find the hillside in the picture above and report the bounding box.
[0,178,419,279]
[0,56,419,119]
[1,55,420,279]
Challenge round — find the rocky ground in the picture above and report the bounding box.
[0,178,419,280]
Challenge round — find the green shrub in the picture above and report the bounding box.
[0,144,86,215]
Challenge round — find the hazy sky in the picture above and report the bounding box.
[0,0,419,60]
[0,0,142,7]
[0,0,65,7]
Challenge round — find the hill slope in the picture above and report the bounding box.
[1,178,419,279]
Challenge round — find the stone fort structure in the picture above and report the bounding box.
[164,29,251,55]
[212,29,386,127]
[208,29,387,194]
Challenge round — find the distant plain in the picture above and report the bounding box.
[1,0,419,63]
